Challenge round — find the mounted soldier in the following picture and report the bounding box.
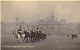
[26,26,30,36]
[13,25,26,43]
[30,26,35,42]
[24,26,30,42]
[40,28,47,40]
[17,25,22,38]
[25,26,30,34]
[36,27,40,41]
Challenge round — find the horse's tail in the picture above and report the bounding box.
[13,30,16,35]
[13,32,14,35]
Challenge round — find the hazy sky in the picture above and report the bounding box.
[1,1,80,23]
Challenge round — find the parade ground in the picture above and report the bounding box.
[1,33,80,50]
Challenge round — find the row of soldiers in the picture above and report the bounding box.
[17,25,46,42]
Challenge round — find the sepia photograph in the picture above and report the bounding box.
[1,1,80,50]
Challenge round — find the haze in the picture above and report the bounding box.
[1,1,80,23]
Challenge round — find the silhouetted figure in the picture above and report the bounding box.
[72,33,77,39]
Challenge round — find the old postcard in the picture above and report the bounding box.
[1,1,80,50]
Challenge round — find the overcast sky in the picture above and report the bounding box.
[1,1,80,23]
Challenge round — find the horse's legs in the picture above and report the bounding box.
[26,37,28,42]
[27,37,29,42]
[35,37,37,42]
[31,37,34,42]
[17,38,20,44]
[32,37,34,42]
[31,37,32,42]
[22,37,25,44]
[29,37,30,42]
[24,37,28,43]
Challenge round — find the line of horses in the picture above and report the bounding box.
[13,30,47,44]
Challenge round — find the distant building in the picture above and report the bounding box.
[59,19,66,35]
[39,11,66,35]
[66,22,78,35]
[77,23,80,34]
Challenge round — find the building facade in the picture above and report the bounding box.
[39,11,66,35]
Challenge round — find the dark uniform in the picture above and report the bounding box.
[72,33,77,39]
[36,27,40,41]
[17,25,22,38]
[41,28,46,40]
[30,26,35,42]
[26,26,30,37]
[24,26,30,42]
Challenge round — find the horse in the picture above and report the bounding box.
[30,30,35,43]
[35,31,38,42]
[37,31,41,41]
[23,30,30,43]
[13,31,25,44]
[40,33,47,40]
[43,34,47,39]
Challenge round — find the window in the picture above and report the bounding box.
[61,26,65,30]
[51,26,55,30]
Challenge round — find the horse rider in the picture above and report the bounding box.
[30,26,35,42]
[26,26,29,33]
[17,25,22,38]
[23,26,30,42]
[36,27,40,41]
[26,26,30,36]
